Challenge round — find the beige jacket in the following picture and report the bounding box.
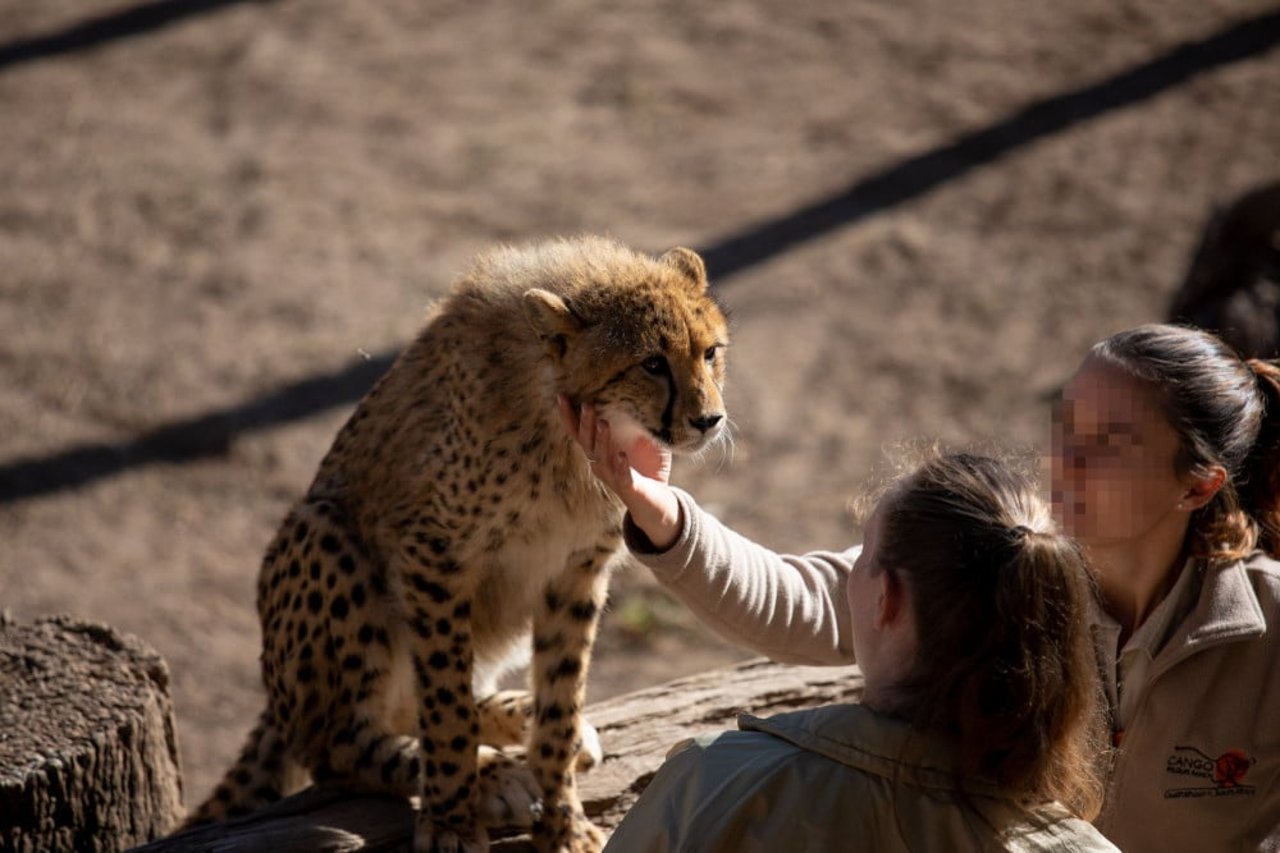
[1088,554,1280,852]
[604,703,1117,852]
[629,488,1280,852]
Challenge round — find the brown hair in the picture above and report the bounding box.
[874,452,1105,820]
[1090,324,1280,562]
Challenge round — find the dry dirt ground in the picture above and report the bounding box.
[2,0,1278,811]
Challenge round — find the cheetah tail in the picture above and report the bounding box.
[180,709,302,829]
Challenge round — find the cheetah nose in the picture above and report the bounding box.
[689,413,724,433]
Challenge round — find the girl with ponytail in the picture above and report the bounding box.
[566,389,1114,849]
[869,454,1105,827]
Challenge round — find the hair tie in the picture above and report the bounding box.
[1247,358,1280,385]
[1010,524,1032,540]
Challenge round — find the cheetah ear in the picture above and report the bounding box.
[523,288,583,359]
[660,247,708,291]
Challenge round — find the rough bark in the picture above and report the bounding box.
[0,614,184,852]
[136,657,863,852]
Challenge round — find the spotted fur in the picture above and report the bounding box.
[184,237,730,853]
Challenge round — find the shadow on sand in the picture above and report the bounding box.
[2,5,1279,503]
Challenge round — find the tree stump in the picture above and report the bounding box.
[137,657,864,852]
[0,614,184,852]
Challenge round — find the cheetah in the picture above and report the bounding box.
[185,236,730,852]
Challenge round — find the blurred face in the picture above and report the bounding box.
[1051,357,1188,546]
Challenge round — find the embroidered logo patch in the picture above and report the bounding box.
[1164,745,1257,799]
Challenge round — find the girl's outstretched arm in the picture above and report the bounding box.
[559,396,856,666]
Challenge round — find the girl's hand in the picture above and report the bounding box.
[558,395,682,551]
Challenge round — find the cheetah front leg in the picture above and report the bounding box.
[528,547,615,853]
[399,551,486,853]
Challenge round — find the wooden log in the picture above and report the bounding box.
[0,613,184,852]
[137,658,863,852]
[580,656,864,830]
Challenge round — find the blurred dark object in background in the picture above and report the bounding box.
[1170,181,1280,358]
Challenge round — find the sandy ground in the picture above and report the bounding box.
[2,0,1278,809]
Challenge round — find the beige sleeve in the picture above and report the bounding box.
[625,488,858,666]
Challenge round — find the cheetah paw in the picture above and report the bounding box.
[412,824,487,853]
[533,802,606,853]
[476,746,540,829]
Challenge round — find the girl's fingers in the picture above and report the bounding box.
[580,403,598,458]
[595,419,610,460]
[596,422,625,485]
[557,394,577,434]
[611,450,635,493]
[556,398,632,495]
[611,450,627,482]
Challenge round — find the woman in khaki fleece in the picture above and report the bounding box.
[607,451,1116,851]
[561,323,1280,852]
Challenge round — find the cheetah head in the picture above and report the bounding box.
[524,244,729,455]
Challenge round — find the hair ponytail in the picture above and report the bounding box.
[980,529,1104,820]
[1243,358,1280,558]
[873,453,1106,821]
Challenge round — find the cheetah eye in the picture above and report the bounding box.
[641,355,668,375]
[704,346,718,363]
